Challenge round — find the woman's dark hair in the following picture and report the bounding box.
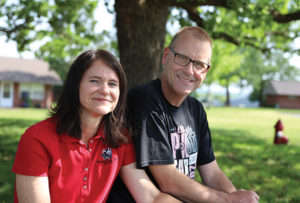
[50,49,128,147]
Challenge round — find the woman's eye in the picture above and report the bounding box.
[90,79,99,83]
[108,82,118,87]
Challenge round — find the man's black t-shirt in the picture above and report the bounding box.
[128,78,215,179]
[107,78,215,202]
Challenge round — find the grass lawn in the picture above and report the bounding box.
[200,107,300,202]
[1,107,300,202]
[0,108,48,203]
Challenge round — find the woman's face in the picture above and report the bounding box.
[79,59,120,118]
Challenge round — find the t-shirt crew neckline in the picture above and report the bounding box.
[155,78,185,111]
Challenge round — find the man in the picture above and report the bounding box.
[109,26,259,203]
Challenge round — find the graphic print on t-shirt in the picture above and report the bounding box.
[170,125,198,179]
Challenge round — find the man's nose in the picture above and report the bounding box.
[184,61,194,75]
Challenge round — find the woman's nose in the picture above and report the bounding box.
[99,83,110,95]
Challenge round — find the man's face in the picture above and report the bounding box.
[161,33,212,104]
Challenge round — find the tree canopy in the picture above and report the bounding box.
[1,0,299,104]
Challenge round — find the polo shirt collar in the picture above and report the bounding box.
[60,126,105,143]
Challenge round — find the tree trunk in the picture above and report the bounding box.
[206,85,211,108]
[225,84,231,106]
[258,80,266,107]
[115,0,171,88]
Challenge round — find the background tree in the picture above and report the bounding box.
[207,40,244,106]
[1,0,299,89]
[239,47,300,106]
[114,0,300,87]
[0,0,101,80]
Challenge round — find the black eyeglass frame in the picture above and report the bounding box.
[169,47,211,73]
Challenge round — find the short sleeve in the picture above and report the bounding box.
[197,105,215,165]
[12,128,50,176]
[128,92,174,168]
[121,142,136,166]
[127,80,179,169]
[136,111,174,168]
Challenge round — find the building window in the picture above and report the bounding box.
[19,83,44,100]
[3,83,10,98]
[288,96,299,100]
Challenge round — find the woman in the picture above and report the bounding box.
[12,50,179,203]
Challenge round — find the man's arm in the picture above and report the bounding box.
[198,160,260,202]
[120,162,181,203]
[149,164,230,203]
[16,174,50,203]
[149,163,259,203]
[198,160,236,193]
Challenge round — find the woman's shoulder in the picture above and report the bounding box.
[23,117,58,141]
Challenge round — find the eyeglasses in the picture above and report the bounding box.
[169,47,210,73]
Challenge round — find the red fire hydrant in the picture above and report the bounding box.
[274,119,288,144]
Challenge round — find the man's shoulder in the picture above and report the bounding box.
[128,79,162,104]
[127,79,167,118]
[129,79,159,96]
[186,95,204,109]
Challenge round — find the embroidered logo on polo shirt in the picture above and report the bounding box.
[101,148,112,160]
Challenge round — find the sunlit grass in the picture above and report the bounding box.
[206,107,300,145]
[0,108,48,202]
[197,107,300,202]
[0,108,49,120]
[1,107,300,202]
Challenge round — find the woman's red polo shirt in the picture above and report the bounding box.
[12,118,135,203]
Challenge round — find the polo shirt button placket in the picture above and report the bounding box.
[83,168,88,190]
[82,139,93,192]
[89,139,93,152]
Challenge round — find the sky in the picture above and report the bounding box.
[0,1,299,95]
[0,0,115,59]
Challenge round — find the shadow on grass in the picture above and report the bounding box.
[1,118,300,203]
[200,128,300,203]
[0,118,39,203]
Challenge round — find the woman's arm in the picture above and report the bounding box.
[120,162,181,203]
[16,174,50,203]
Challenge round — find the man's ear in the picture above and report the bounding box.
[161,47,169,66]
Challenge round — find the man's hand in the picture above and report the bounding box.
[227,189,260,203]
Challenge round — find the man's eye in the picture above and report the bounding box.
[178,54,189,61]
[194,61,206,69]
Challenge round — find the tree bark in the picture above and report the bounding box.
[115,0,171,88]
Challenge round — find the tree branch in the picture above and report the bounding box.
[211,32,269,53]
[171,0,230,9]
[170,1,299,54]
[271,10,300,23]
[0,22,29,37]
[173,0,300,24]
[177,3,205,28]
